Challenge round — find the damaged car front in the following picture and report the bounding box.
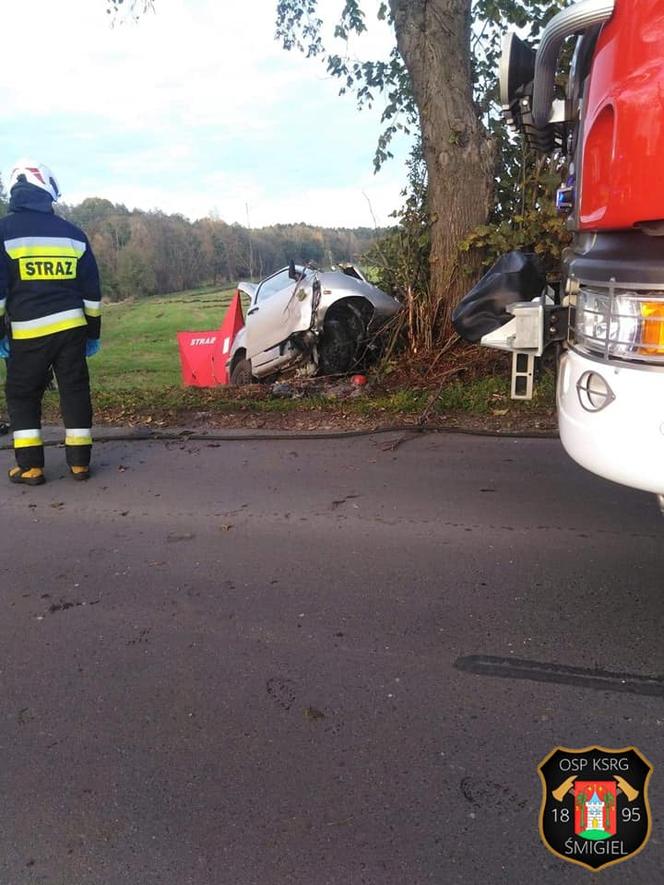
[227,262,400,384]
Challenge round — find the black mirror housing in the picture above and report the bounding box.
[452,251,546,343]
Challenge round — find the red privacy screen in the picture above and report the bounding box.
[177,291,245,387]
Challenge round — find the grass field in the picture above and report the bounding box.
[89,286,240,392]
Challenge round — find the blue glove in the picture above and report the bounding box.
[0,338,9,359]
[86,339,101,358]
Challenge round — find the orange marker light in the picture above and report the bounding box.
[639,301,664,354]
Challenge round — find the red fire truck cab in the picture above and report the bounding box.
[454,0,664,509]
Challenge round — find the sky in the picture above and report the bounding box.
[0,0,412,229]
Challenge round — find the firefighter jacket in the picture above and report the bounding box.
[0,183,101,342]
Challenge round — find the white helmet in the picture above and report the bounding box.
[9,158,61,201]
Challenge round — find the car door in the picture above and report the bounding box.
[245,268,298,364]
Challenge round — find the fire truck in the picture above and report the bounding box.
[454,0,664,509]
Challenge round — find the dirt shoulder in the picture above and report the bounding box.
[92,406,557,436]
[21,348,557,438]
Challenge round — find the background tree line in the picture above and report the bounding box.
[0,177,379,300]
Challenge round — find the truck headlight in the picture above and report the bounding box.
[574,286,664,361]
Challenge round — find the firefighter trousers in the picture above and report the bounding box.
[5,326,93,469]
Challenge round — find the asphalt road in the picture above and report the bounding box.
[0,430,662,885]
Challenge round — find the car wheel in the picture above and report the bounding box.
[230,356,254,386]
[318,317,358,376]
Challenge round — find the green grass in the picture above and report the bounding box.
[88,286,240,392]
[349,372,554,419]
[352,389,428,416]
[437,377,507,413]
[437,372,555,414]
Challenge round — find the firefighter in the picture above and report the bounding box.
[0,159,102,485]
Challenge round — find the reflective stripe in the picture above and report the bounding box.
[65,428,92,446]
[83,299,102,317]
[12,308,84,331]
[4,236,86,260]
[14,429,43,449]
[0,298,5,316]
[15,438,43,448]
[11,309,86,339]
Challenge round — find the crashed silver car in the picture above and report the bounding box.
[227,262,400,384]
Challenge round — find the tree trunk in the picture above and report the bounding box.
[390,0,494,337]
